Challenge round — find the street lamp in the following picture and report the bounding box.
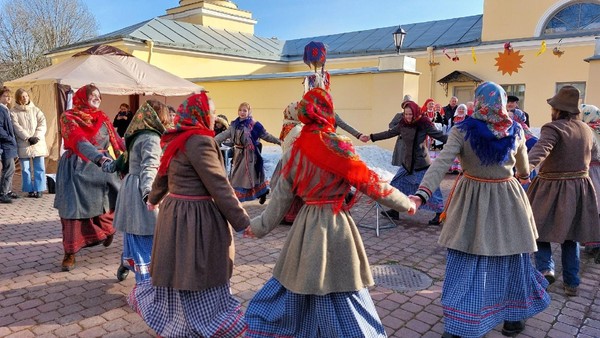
[393,26,407,55]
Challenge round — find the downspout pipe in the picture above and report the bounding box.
[145,40,154,64]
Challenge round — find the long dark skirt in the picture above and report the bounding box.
[61,212,115,254]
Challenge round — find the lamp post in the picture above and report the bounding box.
[393,26,407,55]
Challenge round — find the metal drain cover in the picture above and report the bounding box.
[371,264,432,292]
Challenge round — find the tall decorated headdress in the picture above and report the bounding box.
[303,41,330,93]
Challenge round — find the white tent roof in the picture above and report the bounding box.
[6,45,202,96]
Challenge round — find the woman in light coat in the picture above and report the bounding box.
[10,88,48,198]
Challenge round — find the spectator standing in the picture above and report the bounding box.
[113,103,133,137]
[442,96,459,127]
[0,87,18,203]
[10,88,48,198]
[507,95,530,127]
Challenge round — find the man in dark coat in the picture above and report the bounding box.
[442,96,459,127]
[507,95,530,127]
[0,87,19,203]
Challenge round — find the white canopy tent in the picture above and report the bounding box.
[5,45,203,169]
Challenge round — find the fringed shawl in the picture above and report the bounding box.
[60,85,124,161]
[282,88,392,213]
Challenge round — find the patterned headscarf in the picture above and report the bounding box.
[282,88,391,212]
[279,101,300,141]
[60,84,124,161]
[456,81,521,165]
[581,104,600,143]
[158,92,215,175]
[117,102,167,171]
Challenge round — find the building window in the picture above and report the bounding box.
[501,84,526,107]
[544,2,600,35]
[555,82,586,104]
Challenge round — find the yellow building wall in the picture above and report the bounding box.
[287,58,380,72]
[482,0,559,41]
[415,43,594,127]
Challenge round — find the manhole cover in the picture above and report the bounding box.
[371,264,432,292]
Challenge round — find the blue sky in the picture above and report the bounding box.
[84,0,484,39]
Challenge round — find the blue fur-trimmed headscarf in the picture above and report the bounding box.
[456,81,522,166]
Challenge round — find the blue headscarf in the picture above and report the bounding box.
[456,81,522,165]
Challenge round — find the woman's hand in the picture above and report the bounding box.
[146,202,158,211]
[359,134,370,143]
[408,195,422,211]
[242,226,255,239]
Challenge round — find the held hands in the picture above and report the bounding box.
[100,157,115,173]
[359,134,370,143]
[242,226,255,239]
[146,202,158,211]
[408,195,422,213]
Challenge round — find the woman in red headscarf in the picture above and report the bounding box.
[54,84,124,271]
[368,100,448,225]
[244,88,416,338]
[131,92,250,338]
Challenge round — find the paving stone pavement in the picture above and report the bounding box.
[1,173,600,337]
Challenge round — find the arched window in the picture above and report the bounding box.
[544,2,600,35]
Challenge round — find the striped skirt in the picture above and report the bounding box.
[129,280,246,337]
[122,233,153,283]
[61,212,115,254]
[442,249,550,337]
[246,277,387,338]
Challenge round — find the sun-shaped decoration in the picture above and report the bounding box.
[494,48,524,75]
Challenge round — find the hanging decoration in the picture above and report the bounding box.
[443,48,460,62]
[536,40,547,56]
[303,41,330,93]
[552,39,565,57]
[494,42,524,75]
[471,47,477,64]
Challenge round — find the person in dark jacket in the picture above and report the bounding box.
[113,103,133,137]
[0,87,19,204]
[368,100,448,225]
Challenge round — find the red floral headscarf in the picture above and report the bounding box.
[282,88,391,212]
[421,98,435,119]
[60,84,124,161]
[158,92,215,175]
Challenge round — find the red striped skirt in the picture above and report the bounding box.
[61,212,115,254]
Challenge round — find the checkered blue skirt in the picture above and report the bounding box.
[246,277,387,338]
[122,233,153,283]
[129,280,246,337]
[442,249,550,337]
[390,166,444,212]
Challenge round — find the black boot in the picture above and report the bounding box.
[429,212,442,225]
[259,189,270,205]
[501,320,525,337]
[380,209,399,220]
[441,332,461,338]
[116,263,129,281]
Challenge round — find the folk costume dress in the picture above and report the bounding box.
[131,93,250,338]
[415,82,550,338]
[246,88,414,338]
[214,112,281,202]
[370,100,447,213]
[54,85,124,255]
[527,90,600,290]
[270,102,304,223]
[112,102,166,283]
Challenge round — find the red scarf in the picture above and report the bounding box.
[282,88,391,213]
[60,85,124,161]
[158,92,215,175]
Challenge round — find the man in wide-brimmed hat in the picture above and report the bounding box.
[527,85,600,297]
